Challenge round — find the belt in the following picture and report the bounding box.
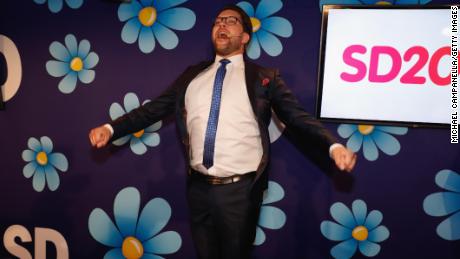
[189,169,255,185]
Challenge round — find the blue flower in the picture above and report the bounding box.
[237,0,293,59]
[118,0,196,53]
[88,187,182,258]
[423,169,460,240]
[21,136,69,192]
[33,0,84,13]
[46,34,99,94]
[254,181,286,245]
[319,0,432,11]
[110,92,162,155]
[268,113,285,143]
[321,200,390,259]
[337,124,407,161]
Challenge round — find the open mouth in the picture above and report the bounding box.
[217,31,229,39]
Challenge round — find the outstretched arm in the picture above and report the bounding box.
[88,65,193,149]
[269,69,356,172]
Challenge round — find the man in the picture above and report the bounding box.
[89,4,356,259]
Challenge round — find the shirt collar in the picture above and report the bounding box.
[214,54,244,68]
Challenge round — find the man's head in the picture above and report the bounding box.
[212,4,253,58]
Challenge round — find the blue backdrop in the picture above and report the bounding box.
[1,0,459,258]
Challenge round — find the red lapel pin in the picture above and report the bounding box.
[262,78,270,87]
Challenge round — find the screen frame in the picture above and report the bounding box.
[315,4,453,128]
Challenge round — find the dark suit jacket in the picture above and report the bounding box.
[110,59,337,192]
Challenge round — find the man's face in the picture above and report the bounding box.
[212,9,250,57]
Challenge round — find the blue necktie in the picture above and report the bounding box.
[203,59,231,169]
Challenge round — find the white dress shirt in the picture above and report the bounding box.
[185,54,262,177]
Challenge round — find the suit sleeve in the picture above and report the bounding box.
[109,67,189,141]
[269,69,337,157]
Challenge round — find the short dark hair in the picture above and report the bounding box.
[217,4,253,39]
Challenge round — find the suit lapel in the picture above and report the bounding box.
[179,60,213,107]
[244,61,259,116]
[178,60,213,147]
[185,59,259,115]
[185,61,214,87]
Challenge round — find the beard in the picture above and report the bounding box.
[212,36,244,57]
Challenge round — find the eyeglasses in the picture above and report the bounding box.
[214,16,241,26]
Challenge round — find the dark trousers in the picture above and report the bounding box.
[187,174,263,259]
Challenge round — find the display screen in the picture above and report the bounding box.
[316,5,452,127]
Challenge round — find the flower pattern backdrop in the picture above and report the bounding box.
[0,0,459,258]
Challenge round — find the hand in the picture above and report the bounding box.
[331,146,356,173]
[89,125,112,148]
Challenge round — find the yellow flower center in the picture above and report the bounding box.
[358,125,375,135]
[133,129,145,138]
[250,17,261,32]
[36,151,48,166]
[376,1,392,5]
[70,57,83,72]
[121,236,144,259]
[352,226,369,241]
[138,7,157,27]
